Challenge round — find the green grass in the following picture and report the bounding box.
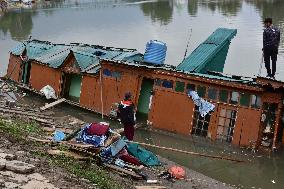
[0,118,43,140]
[48,155,123,189]
[0,117,123,189]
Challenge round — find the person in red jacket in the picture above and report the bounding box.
[117,92,136,140]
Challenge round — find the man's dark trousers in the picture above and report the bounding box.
[264,47,278,77]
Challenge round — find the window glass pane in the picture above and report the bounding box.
[112,71,121,79]
[218,117,225,126]
[208,87,218,100]
[220,108,226,117]
[103,69,112,77]
[162,80,173,89]
[226,109,232,118]
[219,90,228,103]
[240,93,250,107]
[186,83,196,92]
[155,79,162,86]
[197,86,206,98]
[175,81,185,92]
[217,126,224,135]
[256,96,261,108]
[230,91,239,104]
[251,95,261,109]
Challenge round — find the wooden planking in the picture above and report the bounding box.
[103,163,143,179]
[40,98,66,111]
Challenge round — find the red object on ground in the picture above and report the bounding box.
[123,123,135,141]
[87,123,109,136]
[168,166,186,179]
[118,149,141,166]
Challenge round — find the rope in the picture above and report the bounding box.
[258,53,264,76]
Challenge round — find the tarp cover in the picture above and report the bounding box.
[126,143,160,166]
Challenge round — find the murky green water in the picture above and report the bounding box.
[2,1,284,188]
[1,0,284,81]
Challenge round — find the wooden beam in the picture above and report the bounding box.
[40,98,66,111]
[103,163,143,179]
[127,141,245,163]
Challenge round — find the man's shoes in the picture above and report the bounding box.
[271,76,276,80]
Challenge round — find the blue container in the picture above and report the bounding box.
[143,40,167,65]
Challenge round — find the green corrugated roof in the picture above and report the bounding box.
[176,28,237,73]
[10,40,143,72]
[10,42,26,55]
[72,50,100,70]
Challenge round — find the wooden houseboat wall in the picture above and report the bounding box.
[7,54,23,82]
[100,61,279,148]
[6,35,284,151]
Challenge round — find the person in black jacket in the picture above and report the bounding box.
[263,18,281,79]
[117,92,136,140]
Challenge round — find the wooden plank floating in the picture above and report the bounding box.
[127,141,245,163]
[40,98,66,111]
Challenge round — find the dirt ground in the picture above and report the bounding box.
[0,133,234,189]
[0,81,235,189]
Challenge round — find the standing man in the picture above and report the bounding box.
[117,92,136,141]
[263,18,281,79]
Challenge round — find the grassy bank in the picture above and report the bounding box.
[0,117,123,189]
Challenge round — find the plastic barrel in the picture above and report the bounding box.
[143,40,167,65]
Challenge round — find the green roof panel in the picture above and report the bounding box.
[176,28,237,73]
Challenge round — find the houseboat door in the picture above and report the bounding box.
[216,106,237,143]
[22,61,31,84]
[62,73,82,102]
[259,103,278,148]
[137,78,154,116]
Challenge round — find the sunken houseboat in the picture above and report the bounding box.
[6,28,284,151]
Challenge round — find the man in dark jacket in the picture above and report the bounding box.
[263,18,281,79]
[118,92,136,140]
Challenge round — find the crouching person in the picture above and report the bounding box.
[118,92,136,141]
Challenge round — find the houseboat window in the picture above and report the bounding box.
[186,83,196,92]
[217,108,237,143]
[154,79,162,86]
[251,95,261,109]
[240,93,250,107]
[192,105,211,137]
[197,86,206,98]
[208,87,218,100]
[162,80,173,89]
[219,90,228,103]
[230,91,239,104]
[112,71,121,79]
[175,81,185,92]
[103,69,112,77]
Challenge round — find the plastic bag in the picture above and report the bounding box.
[40,85,57,99]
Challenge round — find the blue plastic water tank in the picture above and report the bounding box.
[143,40,167,65]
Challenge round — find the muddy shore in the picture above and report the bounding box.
[0,82,235,189]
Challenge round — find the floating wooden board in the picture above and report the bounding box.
[40,98,66,111]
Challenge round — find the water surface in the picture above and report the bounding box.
[1,0,284,80]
